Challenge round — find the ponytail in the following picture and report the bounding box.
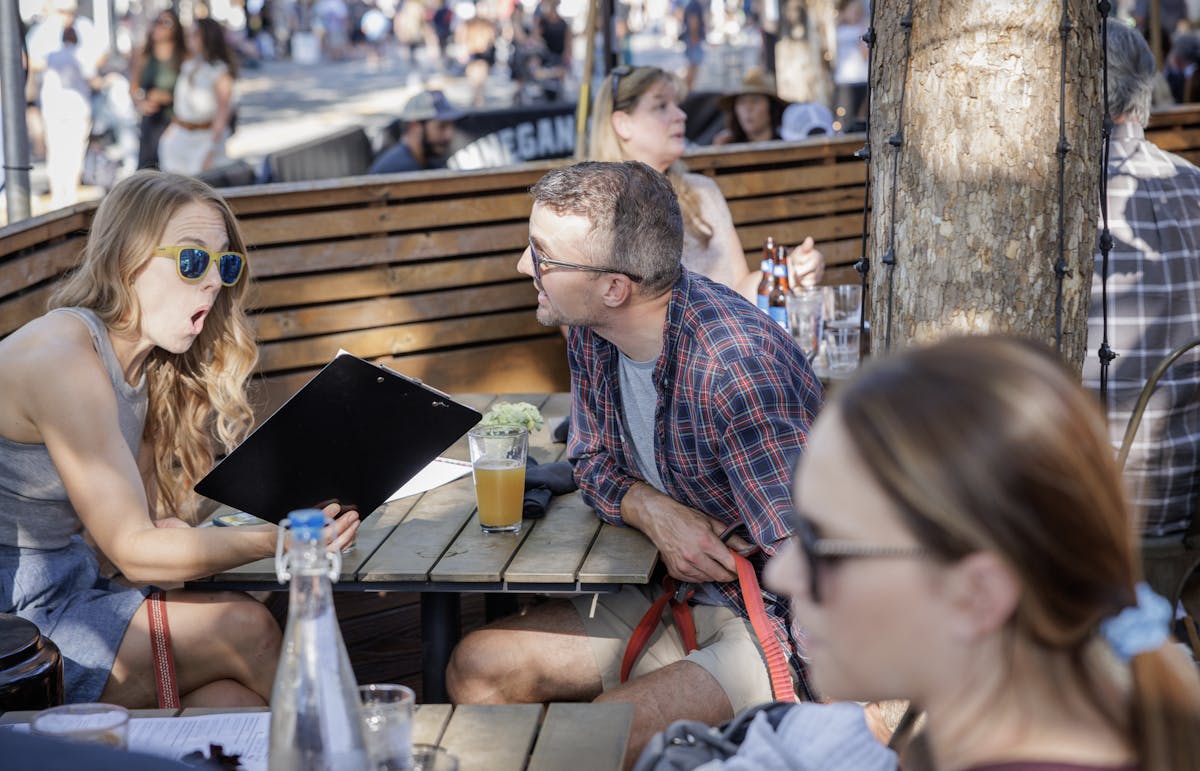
[1129,643,1200,771]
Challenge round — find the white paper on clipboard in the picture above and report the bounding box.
[385,457,473,501]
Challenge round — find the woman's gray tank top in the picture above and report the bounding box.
[0,308,148,549]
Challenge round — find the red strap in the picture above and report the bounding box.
[620,559,796,703]
[620,576,699,683]
[147,590,181,709]
[732,551,796,703]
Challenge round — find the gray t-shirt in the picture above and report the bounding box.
[617,351,665,494]
[619,351,725,607]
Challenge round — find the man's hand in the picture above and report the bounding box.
[788,236,825,288]
[621,483,752,583]
[153,516,191,529]
[321,502,360,553]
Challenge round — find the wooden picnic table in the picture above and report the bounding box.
[1,702,637,771]
[185,394,660,702]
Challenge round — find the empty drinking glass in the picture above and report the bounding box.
[359,684,416,771]
[31,703,129,750]
[786,287,824,361]
[410,744,459,771]
[823,285,863,373]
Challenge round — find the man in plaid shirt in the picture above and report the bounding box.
[1083,23,1200,539]
[447,161,823,758]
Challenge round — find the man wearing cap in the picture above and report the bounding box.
[779,102,835,142]
[368,90,464,174]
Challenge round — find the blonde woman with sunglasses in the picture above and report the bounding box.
[591,65,824,300]
[0,171,359,708]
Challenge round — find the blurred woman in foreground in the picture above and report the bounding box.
[767,335,1200,770]
[590,66,823,300]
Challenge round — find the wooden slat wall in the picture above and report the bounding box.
[4,104,1200,410]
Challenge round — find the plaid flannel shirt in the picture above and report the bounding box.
[1082,121,1200,537]
[567,269,824,679]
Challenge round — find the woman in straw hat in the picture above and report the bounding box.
[590,65,822,299]
[712,68,789,146]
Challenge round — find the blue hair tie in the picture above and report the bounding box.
[1099,582,1173,662]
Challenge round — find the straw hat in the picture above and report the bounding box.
[718,68,788,113]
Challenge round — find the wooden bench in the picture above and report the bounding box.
[3,104,1200,417]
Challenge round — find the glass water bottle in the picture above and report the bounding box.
[268,509,371,771]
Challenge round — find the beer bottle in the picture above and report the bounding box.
[776,244,793,294]
[769,262,790,330]
[756,237,776,312]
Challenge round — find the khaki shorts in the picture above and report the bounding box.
[570,584,774,714]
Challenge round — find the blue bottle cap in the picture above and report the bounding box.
[286,509,327,541]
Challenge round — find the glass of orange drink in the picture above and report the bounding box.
[467,425,528,533]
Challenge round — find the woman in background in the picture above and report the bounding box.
[767,335,1200,770]
[591,66,822,300]
[130,9,185,170]
[711,68,788,146]
[158,18,238,176]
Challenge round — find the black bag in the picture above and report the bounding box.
[631,701,794,771]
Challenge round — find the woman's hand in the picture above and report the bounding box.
[788,236,825,289]
[321,502,361,553]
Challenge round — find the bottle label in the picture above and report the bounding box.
[769,306,787,329]
[756,295,770,312]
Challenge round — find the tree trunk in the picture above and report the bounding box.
[866,0,1101,373]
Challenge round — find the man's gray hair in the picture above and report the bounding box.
[530,161,683,295]
[1106,21,1156,125]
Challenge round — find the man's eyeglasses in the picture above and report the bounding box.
[610,65,634,109]
[793,515,931,604]
[528,238,643,284]
[155,16,175,26]
[154,245,247,286]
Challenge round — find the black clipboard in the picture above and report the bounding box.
[194,354,482,523]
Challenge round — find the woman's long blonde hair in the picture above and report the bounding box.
[835,335,1200,771]
[50,171,257,522]
[589,66,714,248]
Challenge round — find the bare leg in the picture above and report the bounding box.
[446,599,602,703]
[100,590,281,708]
[595,660,733,771]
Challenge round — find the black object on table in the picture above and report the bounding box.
[0,613,63,711]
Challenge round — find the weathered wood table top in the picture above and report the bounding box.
[188,394,659,594]
[1,702,636,771]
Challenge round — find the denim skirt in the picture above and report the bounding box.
[0,536,151,702]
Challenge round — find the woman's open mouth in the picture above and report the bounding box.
[190,307,209,334]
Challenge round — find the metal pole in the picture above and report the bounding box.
[574,0,599,160]
[1,0,32,223]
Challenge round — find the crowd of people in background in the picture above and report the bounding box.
[13,0,1200,213]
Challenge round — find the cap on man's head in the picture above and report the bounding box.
[400,90,465,123]
[49,0,78,12]
[780,102,835,141]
